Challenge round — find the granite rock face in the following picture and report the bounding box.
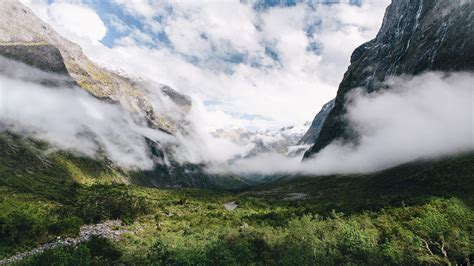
[0,44,69,74]
[298,99,335,146]
[304,0,474,158]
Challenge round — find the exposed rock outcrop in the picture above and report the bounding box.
[298,99,335,145]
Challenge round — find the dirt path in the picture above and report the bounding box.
[0,220,126,265]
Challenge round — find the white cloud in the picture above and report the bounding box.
[0,57,168,169]
[108,14,130,33]
[22,1,108,46]
[21,0,390,132]
[112,0,159,19]
[224,72,474,175]
[47,2,106,44]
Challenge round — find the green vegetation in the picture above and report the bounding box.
[1,133,473,265]
[18,236,122,266]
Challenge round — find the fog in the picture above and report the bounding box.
[0,57,176,169]
[0,56,249,170]
[223,72,474,175]
[1,55,472,176]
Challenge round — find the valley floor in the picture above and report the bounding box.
[0,134,473,265]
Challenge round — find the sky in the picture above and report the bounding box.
[20,0,390,132]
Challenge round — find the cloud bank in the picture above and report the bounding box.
[224,72,474,175]
[7,1,472,177]
[0,57,174,169]
[1,62,472,176]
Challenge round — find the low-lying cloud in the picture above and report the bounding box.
[223,72,474,175]
[1,53,472,176]
[0,56,249,170]
[0,57,176,169]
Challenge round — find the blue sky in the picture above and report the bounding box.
[89,0,365,70]
[22,0,390,130]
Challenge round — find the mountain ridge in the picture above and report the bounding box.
[0,1,182,133]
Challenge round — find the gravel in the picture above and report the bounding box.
[0,220,126,265]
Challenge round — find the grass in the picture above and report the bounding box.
[250,153,474,213]
[0,132,473,264]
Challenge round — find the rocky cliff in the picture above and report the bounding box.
[304,0,474,158]
[0,1,185,133]
[298,99,334,146]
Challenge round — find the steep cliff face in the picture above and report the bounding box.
[304,0,474,158]
[0,1,182,133]
[298,99,334,146]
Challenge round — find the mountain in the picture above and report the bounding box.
[304,0,474,158]
[0,1,248,189]
[0,1,182,133]
[1,1,473,264]
[297,99,334,145]
[211,123,310,158]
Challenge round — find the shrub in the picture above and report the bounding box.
[73,185,152,224]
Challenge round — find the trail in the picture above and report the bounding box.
[0,220,126,265]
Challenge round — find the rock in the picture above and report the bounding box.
[304,0,474,158]
[298,99,335,146]
[224,201,238,211]
[283,193,309,201]
[0,220,126,265]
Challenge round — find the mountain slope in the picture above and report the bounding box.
[297,99,334,145]
[0,1,177,133]
[251,152,474,213]
[2,130,472,264]
[305,0,474,158]
[0,1,250,190]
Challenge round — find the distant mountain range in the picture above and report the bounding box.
[211,123,311,159]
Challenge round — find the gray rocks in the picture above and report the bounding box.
[298,99,335,146]
[0,220,126,265]
[224,201,238,211]
[0,44,69,74]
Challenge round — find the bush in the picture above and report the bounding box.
[0,208,49,247]
[20,245,91,266]
[48,216,82,236]
[207,231,272,265]
[73,185,152,224]
[20,237,121,266]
